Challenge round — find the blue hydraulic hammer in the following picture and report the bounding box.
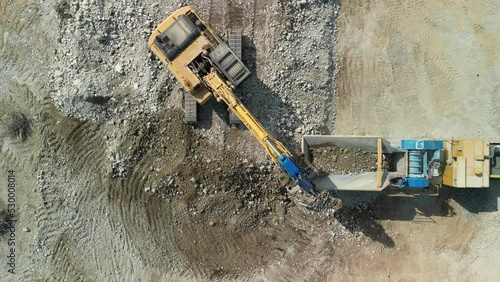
[265,140,316,196]
[278,155,316,195]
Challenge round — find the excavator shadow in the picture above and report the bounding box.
[196,36,303,152]
[195,99,225,130]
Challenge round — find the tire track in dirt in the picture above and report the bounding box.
[336,0,500,139]
[40,99,67,157]
[1,1,194,280]
[173,214,274,278]
[249,0,257,37]
[51,194,110,278]
[122,156,150,200]
[98,111,197,279]
[37,173,114,280]
[106,178,189,277]
[107,141,171,232]
[248,211,337,282]
[205,0,225,31]
[51,232,90,281]
[63,121,107,172]
[323,4,339,132]
[0,147,16,172]
[227,0,244,28]
[33,103,118,280]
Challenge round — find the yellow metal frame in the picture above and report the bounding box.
[203,69,292,164]
[148,6,220,105]
[443,139,490,188]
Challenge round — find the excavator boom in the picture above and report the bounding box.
[203,69,315,194]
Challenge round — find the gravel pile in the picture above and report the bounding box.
[50,0,183,121]
[311,146,388,174]
[48,0,340,155]
[238,1,340,146]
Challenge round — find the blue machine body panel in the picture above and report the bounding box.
[408,151,424,175]
[399,140,444,189]
[406,177,429,188]
[432,150,443,161]
[401,140,444,150]
[278,155,315,194]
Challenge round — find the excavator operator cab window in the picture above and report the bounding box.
[186,11,206,31]
[154,14,200,61]
[154,34,176,61]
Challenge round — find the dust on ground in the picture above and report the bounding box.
[0,0,343,281]
[335,0,500,140]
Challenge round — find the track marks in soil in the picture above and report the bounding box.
[173,205,274,277]
[64,121,107,171]
[0,85,42,170]
[34,103,120,280]
[51,233,92,281]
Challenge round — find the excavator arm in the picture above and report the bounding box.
[203,69,315,195]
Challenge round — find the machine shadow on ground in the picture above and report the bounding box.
[333,198,396,248]
[331,190,456,247]
[333,180,500,240]
[332,182,500,247]
[336,190,456,221]
[196,36,302,151]
[441,180,500,213]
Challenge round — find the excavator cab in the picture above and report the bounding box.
[153,14,200,61]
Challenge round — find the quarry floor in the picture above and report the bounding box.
[0,0,499,281]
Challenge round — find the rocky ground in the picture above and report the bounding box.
[1,0,499,281]
[0,0,345,281]
[310,146,389,174]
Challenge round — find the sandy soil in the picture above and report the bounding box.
[0,0,341,281]
[335,0,500,140]
[334,0,500,281]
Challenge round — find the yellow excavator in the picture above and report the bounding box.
[148,6,315,194]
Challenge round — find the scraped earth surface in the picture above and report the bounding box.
[1,0,499,281]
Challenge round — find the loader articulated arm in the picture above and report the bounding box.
[203,69,315,195]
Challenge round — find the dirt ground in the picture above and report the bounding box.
[0,0,499,281]
[335,0,500,140]
[334,0,500,281]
